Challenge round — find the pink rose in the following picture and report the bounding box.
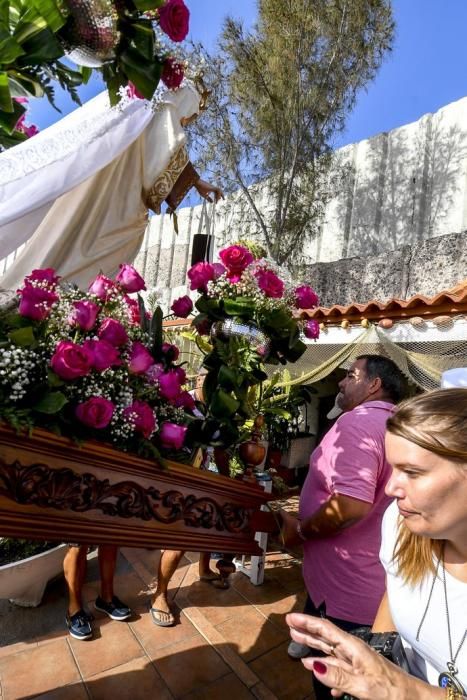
[18,285,58,321]
[161,342,180,362]
[295,285,319,309]
[175,391,196,412]
[304,319,320,340]
[129,341,154,374]
[98,318,128,346]
[255,269,284,298]
[219,245,254,282]
[173,366,186,384]
[212,263,226,279]
[75,397,114,429]
[50,341,93,380]
[146,363,164,384]
[158,0,189,42]
[115,264,146,293]
[23,268,60,287]
[171,295,193,318]
[88,274,116,300]
[187,262,215,292]
[161,58,185,89]
[159,421,187,450]
[127,81,144,100]
[123,400,156,438]
[68,301,100,331]
[83,339,122,371]
[124,296,141,325]
[158,370,183,402]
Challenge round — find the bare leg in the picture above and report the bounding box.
[98,545,118,602]
[64,545,88,615]
[151,550,185,623]
[198,552,220,579]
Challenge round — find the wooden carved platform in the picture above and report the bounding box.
[0,425,275,555]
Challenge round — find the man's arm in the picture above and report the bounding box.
[281,493,372,546]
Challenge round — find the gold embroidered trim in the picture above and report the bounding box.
[144,145,189,214]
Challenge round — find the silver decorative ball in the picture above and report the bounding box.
[211,319,271,357]
[63,0,120,67]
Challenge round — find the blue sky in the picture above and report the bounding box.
[28,0,467,149]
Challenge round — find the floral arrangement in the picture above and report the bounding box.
[0,264,196,461]
[1,0,192,149]
[171,244,320,447]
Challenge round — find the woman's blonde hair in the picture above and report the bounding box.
[386,388,467,584]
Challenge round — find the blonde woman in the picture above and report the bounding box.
[287,388,467,699]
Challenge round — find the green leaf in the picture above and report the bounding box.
[15,27,64,65]
[0,30,25,64]
[33,391,68,414]
[47,369,64,388]
[79,66,92,84]
[120,47,162,100]
[8,326,35,347]
[29,0,67,33]
[121,18,154,61]
[131,0,165,11]
[223,297,256,317]
[209,388,240,420]
[150,305,163,356]
[217,365,240,390]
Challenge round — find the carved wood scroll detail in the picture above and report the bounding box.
[0,460,252,533]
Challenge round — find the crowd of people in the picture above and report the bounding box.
[61,356,466,700]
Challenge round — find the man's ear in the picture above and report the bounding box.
[369,375,383,396]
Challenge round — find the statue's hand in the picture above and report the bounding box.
[195,178,224,203]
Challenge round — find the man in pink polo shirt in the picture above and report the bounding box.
[281,354,407,700]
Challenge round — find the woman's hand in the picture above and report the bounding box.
[286,613,443,700]
[194,178,224,203]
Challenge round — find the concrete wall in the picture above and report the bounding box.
[135,97,467,308]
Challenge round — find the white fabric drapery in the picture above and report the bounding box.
[0,83,201,289]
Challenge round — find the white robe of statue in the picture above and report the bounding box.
[0,83,201,289]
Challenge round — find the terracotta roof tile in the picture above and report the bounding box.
[305,280,467,323]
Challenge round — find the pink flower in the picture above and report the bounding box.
[23,124,39,138]
[159,421,187,450]
[88,274,116,300]
[18,285,58,321]
[76,397,114,429]
[255,269,284,298]
[146,363,164,384]
[68,301,100,331]
[123,400,156,438]
[173,366,186,384]
[50,341,93,380]
[126,81,144,100]
[161,58,185,89]
[124,296,141,325]
[23,268,60,287]
[295,285,319,309]
[98,318,128,346]
[304,319,320,340]
[219,245,254,282]
[158,370,183,402]
[129,341,154,374]
[83,339,122,371]
[158,0,189,42]
[175,391,196,412]
[212,263,226,279]
[171,295,193,318]
[115,264,146,293]
[187,262,215,292]
[162,342,180,362]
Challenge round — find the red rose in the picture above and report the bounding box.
[161,342,180,362]
[295,285,319,309]
[171,295,193,318]
[158,0,189,42]
[219,245,253,282]
[115,264,146,293]
[18,285,58,321]
[123,400,156,438]
[158,369,183,402]
[75,397,114,429]
[124,296,141,325]
[255,269,284,298]
[161,58,185,89]
[23,268,60,287]
[50,341,93,380]
[88,274,116,300]
[174,390,196,412]
[159,421,187,450]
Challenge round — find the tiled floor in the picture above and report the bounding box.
[0,498,315,699]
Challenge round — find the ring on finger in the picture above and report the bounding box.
[328,644,336,656]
